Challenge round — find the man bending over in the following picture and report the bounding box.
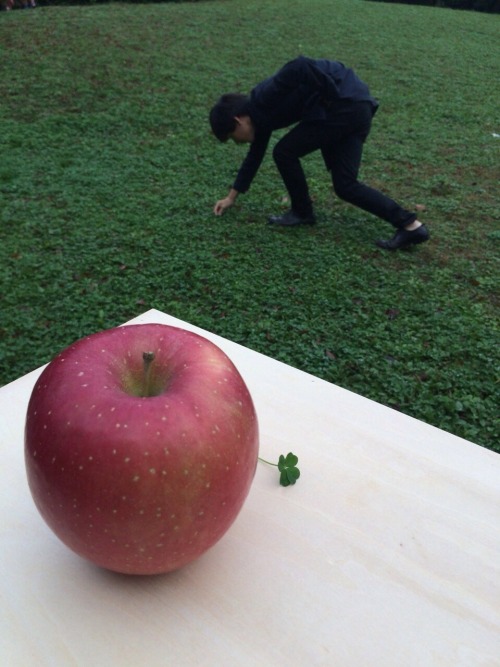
[209,56,429,251]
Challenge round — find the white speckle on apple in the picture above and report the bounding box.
[78,372,84,377]
[133,475,140,482]
[115,423,121,429]
[149,468,156,475]
[124,457,131,463]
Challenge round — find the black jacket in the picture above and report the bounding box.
[233,56,378,193]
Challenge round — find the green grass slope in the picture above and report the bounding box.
[0,0,498,449]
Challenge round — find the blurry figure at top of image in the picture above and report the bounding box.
[3,0,37,8]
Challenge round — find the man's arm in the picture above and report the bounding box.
[232,130,271,194]
[213,130,271,215]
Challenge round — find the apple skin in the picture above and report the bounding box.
[25,324,259,575]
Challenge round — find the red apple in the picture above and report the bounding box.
[25,323,259,575]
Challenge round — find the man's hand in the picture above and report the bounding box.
[213,197,234,216]
[213,188,239,216]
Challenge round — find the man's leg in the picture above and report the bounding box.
[325,104,417,229]
[271,122,330,219]
[271,104,428,247]
[328,133,429,248]
[328,136,418,228]
[271,107,415,225]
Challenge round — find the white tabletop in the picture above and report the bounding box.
[1,309,499,667]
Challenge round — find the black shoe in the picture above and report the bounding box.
[376,224,429,250]
[268,210,316,226]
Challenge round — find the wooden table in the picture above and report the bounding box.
[1,309,499,666]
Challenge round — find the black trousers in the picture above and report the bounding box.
[272,102,416,229]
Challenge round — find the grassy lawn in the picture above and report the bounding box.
[0,0,498,451]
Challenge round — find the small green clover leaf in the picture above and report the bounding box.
[259,451,301,487]
[278,452,300,486]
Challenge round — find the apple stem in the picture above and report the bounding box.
[142,351,155,397]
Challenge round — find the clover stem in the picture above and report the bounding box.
[142,351,155,397]
[258,456,278,467]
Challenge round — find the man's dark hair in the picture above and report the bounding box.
[209,93,250,142]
